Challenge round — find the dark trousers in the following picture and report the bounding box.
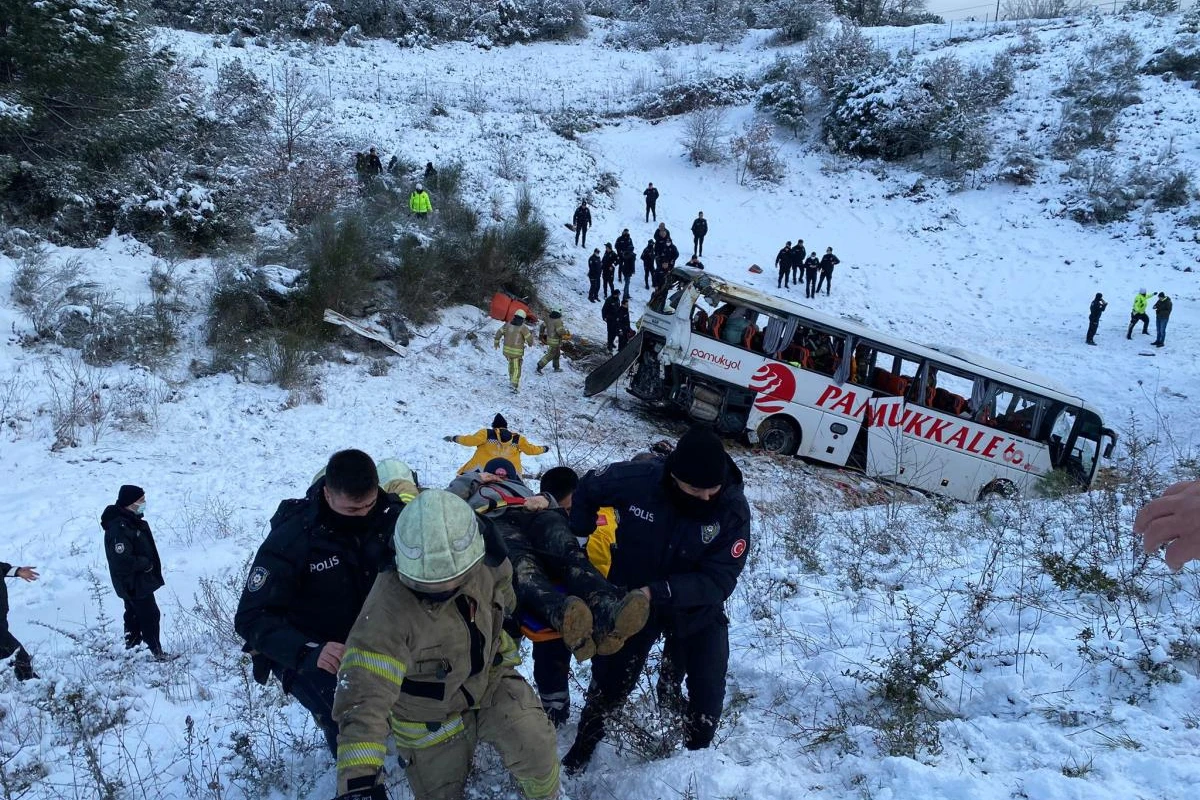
[1127,312,1149,337]
[498,512,620,632]
[532,638,572,725]
[1086,317,1100,344]
[645,202,656,222]
[575,226,588,247]
[805,270,818,298]
[621,273,632,298]
[588,276,600,302]
[284,668,339,757]
[123,595,163,655]
[566,616,729,768]
[777,267,789,289]
[643,262,653,289]
[606,324,620,350]
[816,269,832,295]
[602,270,615,298]
[693,235,704,257]
[0,623,35,681]
[1154,316,1169,345]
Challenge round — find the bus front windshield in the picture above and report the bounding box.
[1049,406,1103,483]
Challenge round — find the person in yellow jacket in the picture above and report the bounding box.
[445,414,549,475]
[1126,287,1154,339]
[494,309,534,392]
[409,182,433,216]
[536,309,569,374]
[331,490,560,800]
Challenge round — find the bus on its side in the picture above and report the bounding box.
[588,267,1116,502]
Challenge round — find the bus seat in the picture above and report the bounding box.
[872,370,909,396]
[782,345,811,369]
[933,388,968,415]
[742,324,760,351]
[692,308,709,333]
[710,313,727,340]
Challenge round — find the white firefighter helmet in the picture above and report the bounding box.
[393,490,484,588]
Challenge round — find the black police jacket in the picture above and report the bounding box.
[569,458,751,637]
[234,479,404,674]
[101,506,165,601]
[0,561,12,624]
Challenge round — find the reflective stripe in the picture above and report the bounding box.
[337,740,386,771]
[390,716,465,749]
[496,630,521,668]
[518,761,560,799]
[503,347,524,358]
[341,648,407,687]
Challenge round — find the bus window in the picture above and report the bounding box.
[984,384,1044,439]
[1047,405,1077,464]
[651,271,692,314]
[922,365,974,416]
[858,344,912,396]
[719,308,759,348]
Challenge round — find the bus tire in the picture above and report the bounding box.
[977,479,1017,502]
[758,416,800,457]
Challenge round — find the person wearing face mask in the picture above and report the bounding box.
[331,490,561,800]
[102,484,167,660]
[561,426,752,774]
[235,450,408,758]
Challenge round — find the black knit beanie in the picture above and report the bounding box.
[117,484,145,507]
[492,413,508,429]
[666,428,727,489]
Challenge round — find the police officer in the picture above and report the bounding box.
[102,485,166,659]
[0,560,38,681]
[562,427,752,774]
[235,450,406,757]
[331,490,560,800]
[1086,292,1107,345]
[587,248,602,302]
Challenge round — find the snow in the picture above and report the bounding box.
[2,12,1200,800]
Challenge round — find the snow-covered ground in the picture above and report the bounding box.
[2,13,1199,800]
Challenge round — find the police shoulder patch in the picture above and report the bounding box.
[114,541,126,555]
[700,522,720,544]
[247,566,270,593]
[731,539,747,559]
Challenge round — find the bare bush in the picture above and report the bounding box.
[681,107,727,165]
[10,252,96,341]
[731,119,785,184]
[1002,0,1083,19]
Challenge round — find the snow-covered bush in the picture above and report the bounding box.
[751,0,834,42]
[998,146,1041,185]
[757,55,808,136]
[681,107,728,164]
[340,23,365,46]
[731,119,785,184]
[803,22,891,99]
[633,74,757,119]
[301,2,341,39]
[1051,32,1143,158]
[609,0,746,48]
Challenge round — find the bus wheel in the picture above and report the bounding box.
[758,416,800,456]
[977,479,1017,502]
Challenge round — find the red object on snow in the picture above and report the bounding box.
[748,264,763,274]
[489,292,538,324]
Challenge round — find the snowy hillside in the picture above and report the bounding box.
[2,12,1199,800]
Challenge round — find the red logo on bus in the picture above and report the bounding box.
[750,363,796,413]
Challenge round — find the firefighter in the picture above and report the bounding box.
[537,310,569,374]
[494,309,534,393]
[331,490,560,800]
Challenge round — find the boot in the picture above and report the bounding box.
[592,590,650,656]
[552,596,595,661]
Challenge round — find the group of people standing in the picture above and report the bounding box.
[1086,288,1173,348]
[775,240,840,299]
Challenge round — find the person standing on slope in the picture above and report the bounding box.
[791,239,806,287]
[573,200,592,248]
[775,242,792,290]
[1086,292,1107,345]
[0,560,38,681]
[1152,291,1172,348]
[1126,288,1153,339]
[643,182,659,222]
[816,247,840,296]
[495,309,534,393]
[691,212,707,258]
[587,248,602,302]
[102,485,167,660]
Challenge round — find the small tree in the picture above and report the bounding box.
[270,63,330,167]
[731,119,785,184]
[681,107,727,164]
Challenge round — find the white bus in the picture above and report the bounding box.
[586,267,1116,502]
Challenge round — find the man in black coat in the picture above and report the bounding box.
[587,248,602,302]
[601,243,618,298]
[102,484,166,659]
[644,182,659,222]
[640,240,656,290]
[0,560,38,681]
[601,290,622,351]
[791,239,806,285]
[573,201,592,248]
[1153,292,1172,348]
[776,242,793,289]
[562,427,752,774]
[660,238,679,271]
[804,253,820,299]
[1086,292,1107,345]
[817,248,840,296]
[235,450,406,757]
[615,228,634,258]
[691,212,708,257]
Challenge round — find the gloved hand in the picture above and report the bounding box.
[333,775,389,800]
[442,435,455,442]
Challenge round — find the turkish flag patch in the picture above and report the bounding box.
[731,539,747,558]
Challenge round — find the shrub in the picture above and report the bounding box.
[753,0,835,42]
[633,74,757,120]
[804,21,890,99]
[1142,46,1200,82]
[731,119,785,184]
[1051,33,1143,158]
[681,107,728,165]
[610,0,746,48]
[10,251,96,341]
[297,214,384,316]
[757,55,807,135]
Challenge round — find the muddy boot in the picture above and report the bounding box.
[592,590,651,656]
[552,596,595,662]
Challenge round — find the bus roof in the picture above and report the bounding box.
[668,266,1101,413]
